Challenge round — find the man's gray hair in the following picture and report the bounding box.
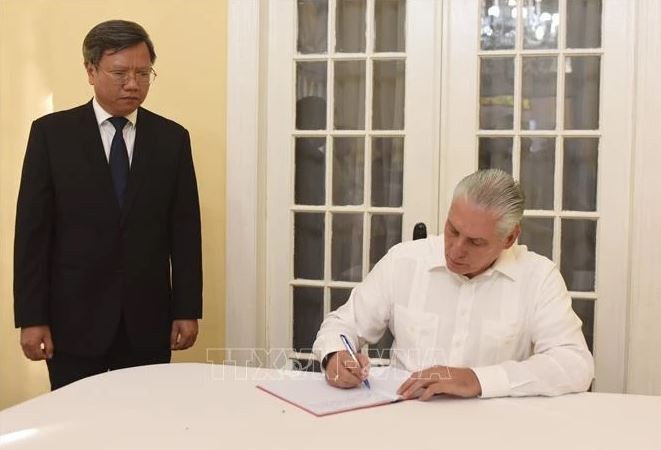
[83,20,156,67]
[452,169,525,236]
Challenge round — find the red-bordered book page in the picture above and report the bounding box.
[257,366,410,417]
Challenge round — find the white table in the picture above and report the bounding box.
[1,363,660,449]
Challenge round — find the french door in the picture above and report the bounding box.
[440,0,633,392]
[228,0,634,393]
[265,0,441,369]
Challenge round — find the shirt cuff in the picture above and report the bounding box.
[472,365,511,398]
[312,334,347,372]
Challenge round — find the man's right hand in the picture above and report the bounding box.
[20,326,54,361]
[323,350,370,389]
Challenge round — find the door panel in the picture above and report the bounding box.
[266,0,441,367]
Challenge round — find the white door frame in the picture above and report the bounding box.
[226,0,264,361]
[626,0,661,395]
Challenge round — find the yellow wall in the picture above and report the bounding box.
[0,0,226,409]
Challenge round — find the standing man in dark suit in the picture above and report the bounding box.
[13,20,203,390]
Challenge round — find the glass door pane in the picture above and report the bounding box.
[336,0,366,52]
[297,0,328,54]
[522,0,559,49]
[296,62,327,129]
[374,0,406,51]
[479,57,515,130]
[334,60,366,129]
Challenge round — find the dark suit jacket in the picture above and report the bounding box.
[14,100,202,356]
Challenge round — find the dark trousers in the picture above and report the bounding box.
[46,318,171,390]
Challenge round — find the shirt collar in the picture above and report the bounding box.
[488,246,519,280]
[92,97,138,127]
[424,235,446,271]
[425,235,519,281]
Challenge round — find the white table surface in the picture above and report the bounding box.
[1,363,660,449]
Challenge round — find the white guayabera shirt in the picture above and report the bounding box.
[313,235,594,398]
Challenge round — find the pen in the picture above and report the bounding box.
[339,334,371,389]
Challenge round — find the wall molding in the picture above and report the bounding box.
[226,0,262,359]
[626,0,661,395]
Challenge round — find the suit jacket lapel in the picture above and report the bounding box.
[80,100,121,215]
[121,107,152,225]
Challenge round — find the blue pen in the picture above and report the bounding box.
[339,334,371,389]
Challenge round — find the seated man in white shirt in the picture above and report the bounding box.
[312,169,594,399]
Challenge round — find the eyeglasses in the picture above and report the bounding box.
[98,67,157,86]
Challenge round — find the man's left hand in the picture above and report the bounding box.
[397,366,482,400]
[170,319,199,350]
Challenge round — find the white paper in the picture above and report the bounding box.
[257,366,411,416]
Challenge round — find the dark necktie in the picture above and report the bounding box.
[108,116,129,208]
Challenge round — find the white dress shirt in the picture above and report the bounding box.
[313,235,594,398]
[92,97,138,166]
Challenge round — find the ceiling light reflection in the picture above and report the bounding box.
[0,428,39,445]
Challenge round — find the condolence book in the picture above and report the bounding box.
[257,366,411,417]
